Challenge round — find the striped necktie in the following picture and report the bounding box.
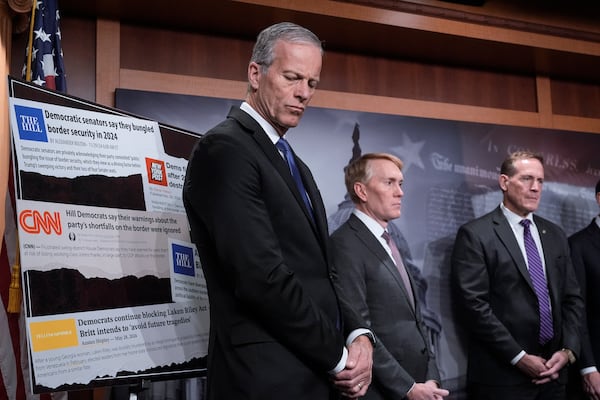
[520,219,553,345]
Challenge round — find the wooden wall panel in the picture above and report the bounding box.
[551,79,600,119]
[120,25,250,82]
[8,16,600,131]
[321,52,537,110]
[62,18,96,102]
[96,19,120,107]
[118,24,537,111]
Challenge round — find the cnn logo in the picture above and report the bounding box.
[19,210,62,235]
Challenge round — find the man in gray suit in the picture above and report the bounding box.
[330,152,449,400]
[451,151,583,400]
[568,178,600,399]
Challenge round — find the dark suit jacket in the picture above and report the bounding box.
[451,206,583,385]
[569,219,600,369]
[183,106,365,400]
[330,214,440,399]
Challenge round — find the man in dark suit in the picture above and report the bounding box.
[451,151,583,400]
[330,153,449,400]
[183,22,373,400]
[568,179,600,399]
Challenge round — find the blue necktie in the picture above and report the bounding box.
[276,138,314,220]
[520,219,554,345]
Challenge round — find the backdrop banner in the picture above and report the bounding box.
[116,88,600,398]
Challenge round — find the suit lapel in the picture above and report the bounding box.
[228,107,323,239]
[348,215,417,314]
[295,158,329,246]
[534,216,561,306]
[588,220,600,252]
[492,207,535,291]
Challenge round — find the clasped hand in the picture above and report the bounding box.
[332,335,373,398]
[516,351,568,384]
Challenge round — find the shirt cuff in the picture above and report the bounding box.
[581,366,598,375]
[329,346,348,375]
[346,328,375,347]
[511,350,526,365]
[329,329,375,375]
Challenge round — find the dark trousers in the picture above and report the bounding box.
[566,365,586,400]
[468,381,566,400]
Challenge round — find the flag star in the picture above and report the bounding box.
[22,0,67,92]
[34,27,51,42]
[390,132,426,171]
[33,76,45,86]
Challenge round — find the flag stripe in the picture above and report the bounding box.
[22,0,66,93]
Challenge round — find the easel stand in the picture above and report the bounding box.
[128,379,151,400]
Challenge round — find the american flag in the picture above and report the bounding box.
[2,1,66,398]
[22,0,67,92]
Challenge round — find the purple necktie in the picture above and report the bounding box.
[520,219,554,345]
[276,138,314,221]
[382,231,415,309]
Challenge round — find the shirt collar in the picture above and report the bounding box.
[352,209,387,238]
[500,202,533,228]
[240,101,281,145]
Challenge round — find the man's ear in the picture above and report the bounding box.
[499,174,509,192]
[354,182,367,203]
[248,62,261,91]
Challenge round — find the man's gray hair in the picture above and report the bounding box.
[250,22,323,73]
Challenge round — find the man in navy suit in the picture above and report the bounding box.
[568,179,600,399]
[451,151,583,400]
[183,22,373,400]
[330,152,449,400]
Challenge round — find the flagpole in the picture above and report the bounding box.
[24,0,35,80]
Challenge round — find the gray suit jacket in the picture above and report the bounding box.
[331,214,440,399]
[451,206,583,385]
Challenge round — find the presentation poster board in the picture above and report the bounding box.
[8,78,208,393]
[115,88,600,399]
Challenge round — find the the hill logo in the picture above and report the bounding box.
[14,105,48,143]
[171,243,195,277]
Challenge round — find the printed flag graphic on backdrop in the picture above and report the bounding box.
[22,0,66,92]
